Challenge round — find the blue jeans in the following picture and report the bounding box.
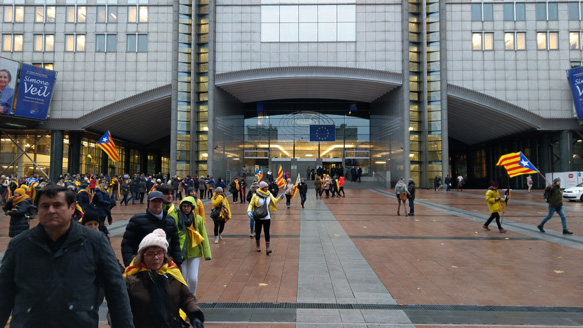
[540,206,567,230]
[247,211,255,232]
[408,198,414,215]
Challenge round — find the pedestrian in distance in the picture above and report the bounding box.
[526,175,533,193]
[337,175,345,197]
[0,184,135,328]
[121,190,183,267]
[537,178,573,235]
[395,177,410,216]
[407,178,416,216]
[229,178,240,203]
[284,178,294,208]
[2,187,32,237]
[457,175,464,191]
[314,176,322,199]
[240,177,248,204]
[211,187,231,244]
[168,196,211,296]
[299,178,308,208]
[123,229,205,328]
[444,174,451,192]
[246,182,260,237]
[483,181,507,233]
[248,181,284,255]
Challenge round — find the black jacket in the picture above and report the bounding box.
[0,220,135,328]
[92,190,112,220]
[299,182,308,194]
[408,181,416,200]
[4,199,31,237]
[121,210,182,267]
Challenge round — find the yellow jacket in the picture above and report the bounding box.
[485,188,502,213]
[196,198,205,223]
[211,194,231,220]
[247,191,283,213]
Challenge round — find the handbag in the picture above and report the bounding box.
[399,192,408,201]
[253,199,269,220]
[210,199,223,219]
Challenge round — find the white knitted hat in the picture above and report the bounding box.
[135,229,169,264]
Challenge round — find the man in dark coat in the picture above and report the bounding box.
[0,185,134,328]
[130,176,140,205]
[298,178,308,208]
[537,178,573,235]
[121,191,182,266]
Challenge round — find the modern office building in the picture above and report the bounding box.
[1,0,582,188]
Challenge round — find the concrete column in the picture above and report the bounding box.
[17,137,25,178]
[68,132,81,174]
[49,130,64,180]
[140,149,148,175]
[101,149,109,175]
[560,131,573,172]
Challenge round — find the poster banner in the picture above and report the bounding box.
[13,64,57,120]
[567,66,583,120]
[0,57,20,115]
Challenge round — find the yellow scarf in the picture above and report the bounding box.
[123,258,187,286]
[235,181,240,190]
[12,194,29,206]
[186,220,204,248]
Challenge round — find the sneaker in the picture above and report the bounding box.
[537,225,545,233]
[482,225,490,231]
[563,229,574,235]
[499,228,507,233]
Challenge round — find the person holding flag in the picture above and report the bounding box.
[483,181,507,233]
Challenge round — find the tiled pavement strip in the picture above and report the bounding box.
[2,188,583,327]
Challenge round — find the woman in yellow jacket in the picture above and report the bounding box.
[483,181,507,233]
[211,187,231,244]
[247,181,284,255]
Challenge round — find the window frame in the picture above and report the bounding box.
[128,5,148,23]
[471,32,493,51]
[2,33,23,52]
[33,34,55,52]
[3,5,24,23]
[32,63,54,70]
[537,31,559,50]
[568,2,580,20]
[66,6,87,23]
[570,31,581,50]
[65,33,86,52]
[35,6,56,23]
[97,5,118,24]
[504,31,526,51]
[95,33,117,52]
[126,33,148,52]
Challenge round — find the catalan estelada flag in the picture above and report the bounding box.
[255,168,263,181]
[276,166,285,188]
[496,152,538,178]
[97,130,120,162]
[291,174,300,200]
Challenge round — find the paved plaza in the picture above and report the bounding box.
[1,185,582,327]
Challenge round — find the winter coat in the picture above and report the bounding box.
[299,182,308,194]
[138,180,146,193]
[125,271,203,328]
[169,197,211,261]
[314,179,322,191]
[198,179,206,191]
[247,192,283,216]
[408,181,416,200]
[395,181,409,195]
[0,220,135,328]
[92,189,112,220]
[76,189,91,211]
[4,198,31,237]
[485,188,502,213]
[121,182,130,196]
[546,184,563,209]
[121,210,183,267]
[284,183,295,195]
[211,194,231,221]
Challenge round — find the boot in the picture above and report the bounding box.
[214,236,219,244]
[256,239,261,252]
[266,242,272,255]
[219,234,223,240]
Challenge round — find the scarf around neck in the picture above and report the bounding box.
[256,189,270,198]
[12,194,29,205]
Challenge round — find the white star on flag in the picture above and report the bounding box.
[520,159,530,167]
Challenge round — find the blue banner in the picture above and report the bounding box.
[13,64,57,120]
[568,66,583,120]
[310,125,336,142]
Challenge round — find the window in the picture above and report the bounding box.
[33,34,54,52]
[128,6,148,23]
[472,3,492,21]
[35,6,56,23]
[536,2,558,20]
[4,6,24,22]
[96,34,117,52]
[504,2,525,21]
[472,32,493,51]
[515,2,525,20]
[97,6,118,23]
[32,63,54,70]
[261,5,355,42]
[66,6,86,23]
[504,32,526,50]
[65,34,86,52]
[570,32,580,50]
[127,34,147,52]
[537,31,558,50]
[2,34,23,52]
[503,3,513,21]
[569,2,579,20]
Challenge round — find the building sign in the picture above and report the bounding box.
[0,57,19,115]
[567,66,583,120]
[13,64,57,120]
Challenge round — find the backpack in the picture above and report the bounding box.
[25,204,37,220]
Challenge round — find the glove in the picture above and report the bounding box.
[205,257,211,261]
[191,318,203,328]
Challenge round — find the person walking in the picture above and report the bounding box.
[240,178,248,203]
[395,178,410,216]
[483,181,507,233]
[314,176,322,199]
[92,182,115,226]
[407,178,416,216]
[444,174,451,192]
[123,229,205,328]
[338,175,345,197]
[229,178,240,203]
[207,176,215,199]
[457,175,464,191]
[2,187,32,237]
[0,185,135,327]
[248,181,284,255]
[299,178,308,208]
[537,178,573,235]
[211,187,231,243]
[169,196,211,296]
[323,175,331,199]
[137,177,147,204]
[526,175,533,193]
[121,191,183,267]
[246,181,260,237]
[198,176,207,200]
[121,179,131,205]
[284,178,294,208]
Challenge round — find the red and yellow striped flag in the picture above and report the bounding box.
[97,130,120,162]
[276,166,285,188]
[496,152,538,178]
